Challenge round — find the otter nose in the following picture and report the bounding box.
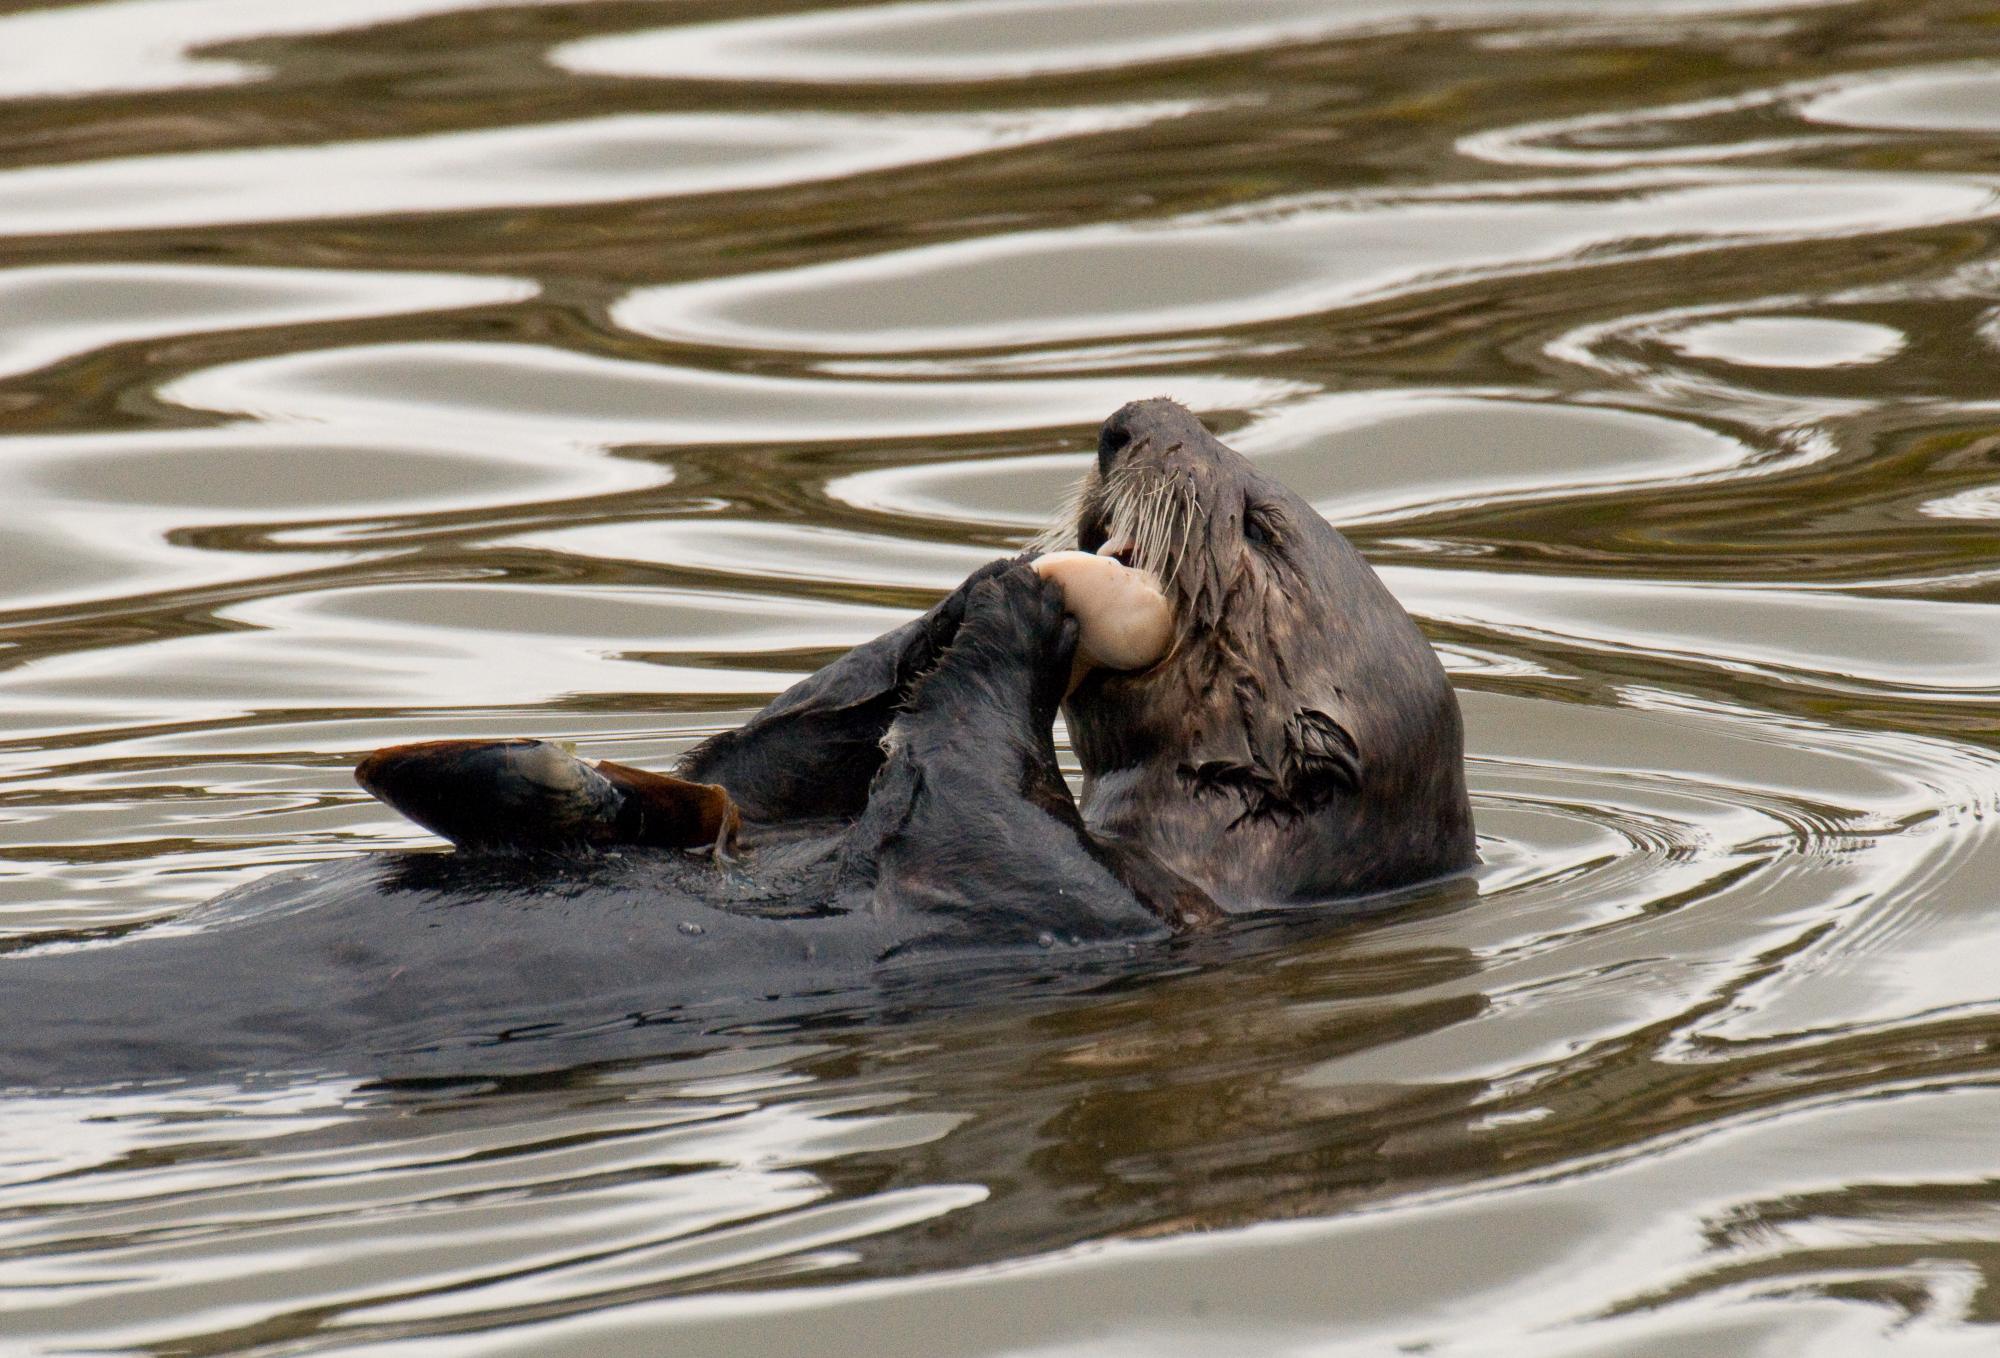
[1098,398,1209,475]
[1097,411,1136,475]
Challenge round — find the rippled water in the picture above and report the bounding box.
[7,0,2000,1352]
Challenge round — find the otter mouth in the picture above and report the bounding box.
[1076,507,1114,559]
[1030,550,1174,679]
[1029,461,1209,692]
[1085,520,1140,570]
[1045,463,1200,585]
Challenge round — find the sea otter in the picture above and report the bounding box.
[0,400,1474,1089]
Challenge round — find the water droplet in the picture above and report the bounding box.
[678,920,704,936]
[1037,931,1056,949]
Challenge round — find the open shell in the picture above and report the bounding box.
[1031,551,1173,675]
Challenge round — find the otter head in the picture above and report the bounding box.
[1044,398,1475,906]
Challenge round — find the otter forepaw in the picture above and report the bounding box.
[897,556,1025,695]
[909,564,1078,727]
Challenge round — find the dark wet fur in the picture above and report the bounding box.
[1059,400,1476,903]
[2,565,1174,1089]
[1,402,1471,1091]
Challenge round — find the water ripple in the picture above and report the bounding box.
[159,340,1297,444]
[7,1,2000,1353]
[1805,63,2000,134]
[556,0,1854,86]
[0,0,589,100]
[0,104,1201,238]
[614,171,1999,354]
[0,262,533,380]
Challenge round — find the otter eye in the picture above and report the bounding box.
[1243,502,1279,551]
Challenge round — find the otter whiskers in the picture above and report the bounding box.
[1106,467,1200,592]
[1033,465,1201,604]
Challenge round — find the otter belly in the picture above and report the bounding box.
[0,844,1163,1091]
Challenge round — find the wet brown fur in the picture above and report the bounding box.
[1048,399,1475,905]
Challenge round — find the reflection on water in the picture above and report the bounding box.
[0,104,1201,236]
[553,0,1853,85]
[7,0,2000,1353]
[614,170,2000,353]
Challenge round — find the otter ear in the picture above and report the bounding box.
[1283,708,1362,804]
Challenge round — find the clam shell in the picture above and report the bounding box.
[1031,551,1173,672]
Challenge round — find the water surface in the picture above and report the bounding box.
[6,0,2000,1353]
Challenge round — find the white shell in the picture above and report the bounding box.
[1031,551,1174,672]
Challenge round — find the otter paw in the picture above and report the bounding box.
[960,563,1072,661]
[915,564,1078,723]
[901,555,1023,693]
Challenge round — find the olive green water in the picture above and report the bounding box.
[7,0,2000,1353]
